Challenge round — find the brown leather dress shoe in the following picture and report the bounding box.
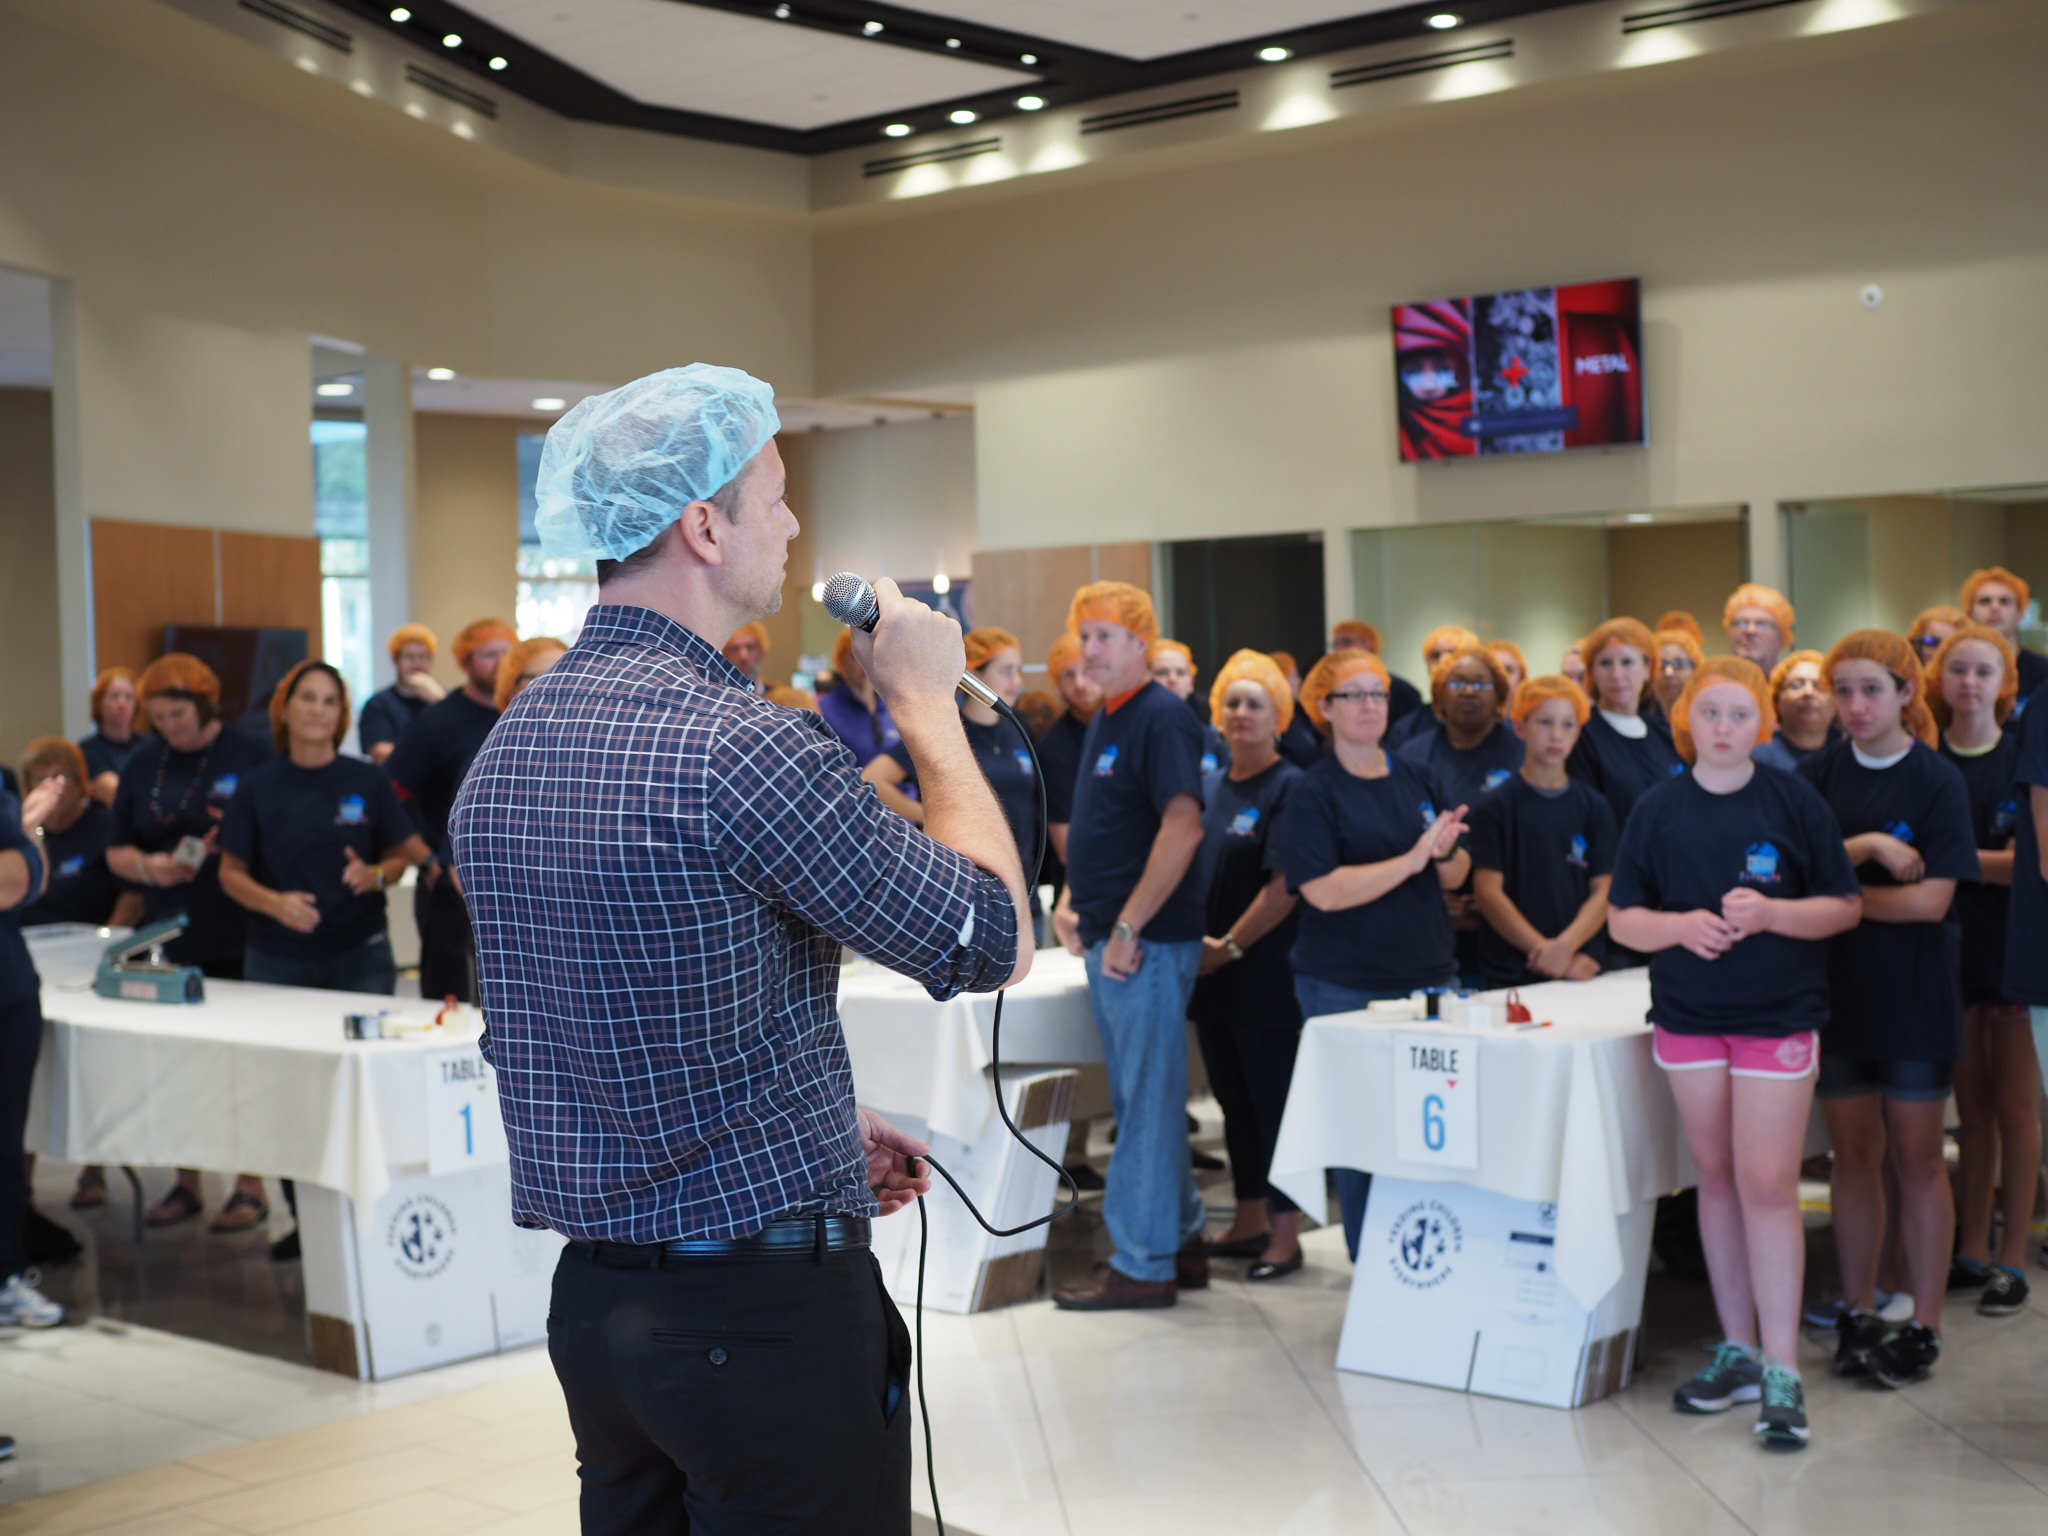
[1053,1262,1177,1311]
[1176,1239,1210,1290]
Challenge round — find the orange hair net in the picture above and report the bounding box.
[1487,638,1528,679]
[1147,637,1196,677]
[1331,620,1381,654]
[1721,584,1795,646]
[1046,631,1084,681]
[21,736,90,790]
[1767,649,1826,700]
[495,637,568,713]
[1016,690,1059,738]
[1907,605,1966,661]
[387,623,438,662]
[453,619,517,666]
[1267,649,1299,680]
[1960,565,2031,616]
[1821,630,1937,749]
[832,628,858,677]
[1207,648,1295,735]
[1655,628,1705,670]
[1423,624,1480,662]
[1926,622,2019,727]
[724,621,770,655]
[1428,643,1512,706]
[89,666,137,726]
[965,626,1021,674]
[1511,674,1592,726]
[1300,651,1390,733]
[1656,610,1705,645]
[268,660,352,752]
[765,684,820,713]
[1068,581,1159,644]
[1671,656,1777,764]
[137,653,221,705]
[1582,617,1658,704]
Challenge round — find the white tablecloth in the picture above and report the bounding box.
[1269,971,1680,1309]
[839,948,1100,1139]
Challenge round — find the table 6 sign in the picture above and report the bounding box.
[1392,1031,1481,1169]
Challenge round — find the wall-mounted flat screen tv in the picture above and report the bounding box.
[1394,277,1644,462]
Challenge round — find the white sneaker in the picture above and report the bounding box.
[0,1270,66,1328]
[1879,1290,1916,1324]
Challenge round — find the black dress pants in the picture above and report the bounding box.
[1193,1008,1302,1215]
[416,875,478,1005]
[1,994,43,1280]
[548,1241,913,1535]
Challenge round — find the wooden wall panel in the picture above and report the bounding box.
[972,541,1156,681]
[90,519,218,675]
[219,531,321,637]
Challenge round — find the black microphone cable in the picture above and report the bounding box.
[908,694,1073,1536]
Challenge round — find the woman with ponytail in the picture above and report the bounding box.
[1798,630,1979,1388]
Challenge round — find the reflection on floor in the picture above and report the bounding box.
[6,1154,2047,1534]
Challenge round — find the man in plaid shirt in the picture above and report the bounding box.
[451,366,1030,1535]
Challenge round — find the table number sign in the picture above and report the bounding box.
[1392,1031,1480,1169]
[424,1043,508,1174]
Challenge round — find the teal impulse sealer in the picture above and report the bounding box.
[94,916,205,1005]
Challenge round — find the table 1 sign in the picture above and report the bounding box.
[423,1042,508,1175]
[1393,1031,1480,1169]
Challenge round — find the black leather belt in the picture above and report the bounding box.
[574,1215,871,1267]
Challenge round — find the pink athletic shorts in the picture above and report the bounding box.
[1652,1027,1818,1080]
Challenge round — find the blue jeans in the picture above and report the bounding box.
[1084,938,1206,1283]
[245,934,398,996]
[1294,972,1455,1262]
[2035,1009,2048,1094]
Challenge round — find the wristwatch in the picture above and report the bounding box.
[374,866,388,891]
[1113,920,1139,945]
[1220,932,1246,962]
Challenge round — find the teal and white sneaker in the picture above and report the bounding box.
[1673,1341,1763,1413]
[0,1270,65,1329]
[1754,1360,1810,1450]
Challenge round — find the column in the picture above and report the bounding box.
[361,353,416,690]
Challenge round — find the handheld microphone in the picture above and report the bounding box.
[821,571,1004,712]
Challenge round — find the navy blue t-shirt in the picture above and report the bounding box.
[1800,740,1979,1061]
[1388,672,1424,729]
[887,713,1044,893]
[1276,712,1328,770]
[1198,726,1229,778]
[1039,710,1090,826]
[358,685,431,755]
[16,802,125,929]
[1066,682,1207,947]
[1752,729,1840,775]
[1941,732,2023,1005]
[0,789,49,1007]
[221,757,414,959]
[1568,710,1687,830]
[1266,752,1457,993]
[1397,719,1523,810]
[106,727,274,967]
[79,730,140,783]
[385,690,499,857]
[1189,759,1304,1021]
[2013,648,2048,718]
[2004,682,2048,1005]
[1609,767,1859,1036]
[1468,775,1619,988]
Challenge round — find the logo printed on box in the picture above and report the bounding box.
[386,1193,457,1279]
[1387,1199,1463,1289]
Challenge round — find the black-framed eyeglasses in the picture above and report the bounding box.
[1325,689,1390,706]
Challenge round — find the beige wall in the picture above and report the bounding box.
[1605,521,1746,644]
[413,414,524,688]
[0,387,62,747]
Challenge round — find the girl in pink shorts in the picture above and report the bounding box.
[1609,658,1863,1450]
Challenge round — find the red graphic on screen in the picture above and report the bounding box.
[1556,280,1644,451]
[1393,300,1476,461]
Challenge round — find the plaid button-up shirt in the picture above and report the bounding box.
[450,604,1018,1243]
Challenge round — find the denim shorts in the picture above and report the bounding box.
[1814,1054,1954,1103]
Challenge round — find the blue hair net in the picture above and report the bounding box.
[532,363,781,561]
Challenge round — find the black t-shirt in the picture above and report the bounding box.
[0,789,46,1006]
[16,802,125,929]
[385,690,499,857]
[221,757,414,958]
[1276,713,1328,770]
[80,731,141,783]
[106,727,275,966]
[1198,726,1229,778]
[1396,719,1523,811]
[1189,760,1304,1028]
[1799,740,1979,1060]
[1941,732,2023,1005]
[2006,681,2048,1005]
[1568,710,1687,830]
[1267,751,1457,993]
[358,685,431,755]
[1039,710,1090,826]
[1751,729,1840,774]
[2013,648,2048,718]
[1388,672,1424,729]
[1384,707,1437,754]
[886,713,1044,894]
[1067,682,1207,947]
[1468,775,1619,988]
[1609,767,1860,1036]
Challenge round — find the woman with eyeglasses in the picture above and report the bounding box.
[1651,627,1704,719]
[1267,650,1470,1259]
[1752,652,1840,772]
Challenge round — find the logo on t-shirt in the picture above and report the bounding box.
[210,774,239,800]
[1201,750,1220,774]
[1015,750,1035,777]
[57,855,85,879]
[1419,800,1438,827]
[1993,798,2021,837]
[336,794,368,826]
[1742,842,1782,884]
[1567,833,1588,868]
[1669,762,1686,776]
[1093,744,1120,777]
[1884,820,1915,844]
[1228,805,1263,838]
[1483,768,1513,792]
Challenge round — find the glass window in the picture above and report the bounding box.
[312,420,375,714]
[516,430,596,640]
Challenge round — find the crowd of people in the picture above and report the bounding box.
[4,552,2047,1456]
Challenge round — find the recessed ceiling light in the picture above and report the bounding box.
[426,367,456,381]
[811,581,826,602]
[862,20,883,35]
[948,108,978,124]
[532,397,566,411]
[945,37,960,48]
[1016,95,1045,111]
[774,3,790,16]
[388,7,410,20]
[1020,53,1037,64]
[932,572,951,595]
[1626,512,1654,523]
[1258,45,1292,62]
[316,382,355,397]
[1427,12,1463,28]
[882,122,912,137]
[488,56,508,70]
[441,33,461,48]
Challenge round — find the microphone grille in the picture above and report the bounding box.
[822,571,878,630]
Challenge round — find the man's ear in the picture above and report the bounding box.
[671,500,726,567]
